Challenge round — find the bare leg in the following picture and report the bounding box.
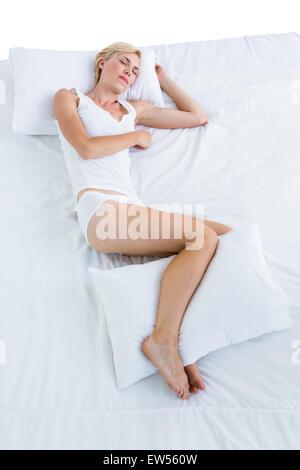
[183,222,232,394]
[142,230,219,399]
[87,201,231,399]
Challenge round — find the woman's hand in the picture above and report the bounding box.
[155,63,168,89]
[133,130,152,150]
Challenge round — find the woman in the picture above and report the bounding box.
[54,42,233,400]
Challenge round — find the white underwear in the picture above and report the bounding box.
[76,191,145,252]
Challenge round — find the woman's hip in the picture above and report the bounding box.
[76,190,144,249]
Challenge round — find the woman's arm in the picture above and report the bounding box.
[54,89,140,160]
[130,65,209,129]
[161,76,208,119]
[84,132,139,159]
[156,63,209,120]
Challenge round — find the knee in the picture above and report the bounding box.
[184,225,218,252]
[223,225,233,235]
[203,226,219,251]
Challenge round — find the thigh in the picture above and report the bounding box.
[87,199,220,257]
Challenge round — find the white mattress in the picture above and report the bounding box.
[1,32,300,450]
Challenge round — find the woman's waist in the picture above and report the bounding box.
[77,187,137,204]
[77,188,129,204]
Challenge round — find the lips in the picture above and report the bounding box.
[119,76,128,84]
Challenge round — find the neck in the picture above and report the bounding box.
[87,81,120,107]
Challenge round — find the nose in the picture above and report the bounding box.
[124,70,131,80]
[123,66,132,80]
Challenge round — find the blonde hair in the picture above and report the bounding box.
[93,42,142,86]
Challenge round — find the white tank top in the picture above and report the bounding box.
[55,87,139,214]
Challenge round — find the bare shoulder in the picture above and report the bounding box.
[54,87,77,96]
[54,88,72,98]
[54,88,79,112]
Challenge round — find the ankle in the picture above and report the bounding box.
[151,329,178,348]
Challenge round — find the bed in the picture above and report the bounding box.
[1,32,300,450]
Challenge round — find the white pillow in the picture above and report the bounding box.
[9,46,164,135]
[164,68,300,119]
[88,221,292,390]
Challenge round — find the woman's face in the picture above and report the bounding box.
[99,52,140,89]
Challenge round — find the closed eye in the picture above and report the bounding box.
[120,60,137,75]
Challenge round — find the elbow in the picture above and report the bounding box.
[80,141,90,160]
[80,151,89,160]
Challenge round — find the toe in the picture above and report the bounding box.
[198,378,206,390]
[177,382,190,400]
[184,384,191,399]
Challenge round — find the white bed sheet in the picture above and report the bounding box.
[1,32,300,450]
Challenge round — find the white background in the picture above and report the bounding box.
[0,0,299,59]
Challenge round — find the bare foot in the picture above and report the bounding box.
[142,335,190,400]
[184,362,206,393]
